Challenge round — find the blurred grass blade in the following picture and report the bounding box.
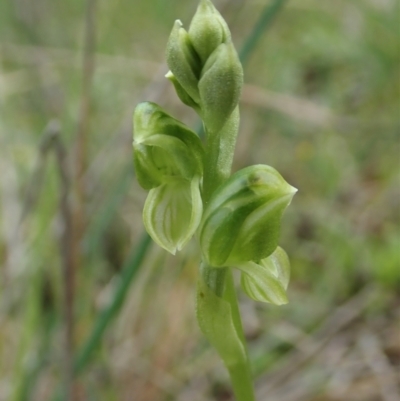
[74,232,151,374]
[239,0,289,64]
[83,165,132,256]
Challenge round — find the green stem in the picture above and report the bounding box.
[199,105,255,400]
[198,265,255,401]
[200,263,227,297]
[227,360,255,401]
[223,270,247,350]
[202,106,240,206]
[223,269,255,401]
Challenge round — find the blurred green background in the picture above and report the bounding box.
[0,0,399,400]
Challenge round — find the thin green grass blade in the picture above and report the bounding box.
[83,164,132,257]
[74,232,151,374]
[239,0,289,64]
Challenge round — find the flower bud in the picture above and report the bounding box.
[166,20,201,103]
[165,71,200,111]
[199,165,297,267]
[143,176,203,255]
[198,42,243,133]
[188,0,231,64]
[133,102,204,190]
[239,247,290,305]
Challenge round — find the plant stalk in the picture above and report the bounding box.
[199,110,255,401]
[223,269,254,401]
[202,107,239,206]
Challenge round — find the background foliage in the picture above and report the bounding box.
[0,0,399,400]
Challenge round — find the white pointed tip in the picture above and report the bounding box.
[281,186,297,204]
[162,244,177,255]
[165,70,173,79]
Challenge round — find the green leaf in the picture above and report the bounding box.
[143,176,202,254]
[196,269,247,368]
[197,266,255,401]
[238,246,290,305]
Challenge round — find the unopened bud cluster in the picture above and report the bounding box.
[166,0,243,133]
[133,0,297,305]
